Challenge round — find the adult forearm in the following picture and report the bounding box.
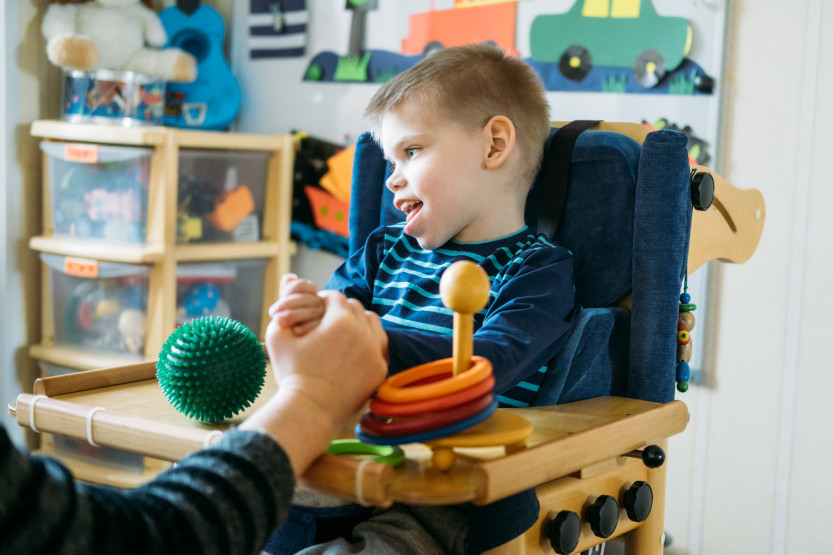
[0,427,293,555]
[239,387,338,478]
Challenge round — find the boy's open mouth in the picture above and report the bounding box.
[398,200,423,221]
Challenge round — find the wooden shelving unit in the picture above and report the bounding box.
[27,120,296,486]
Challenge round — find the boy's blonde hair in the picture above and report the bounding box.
[364,43,551,187]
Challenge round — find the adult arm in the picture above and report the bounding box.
[1,292,387,555]
[0,426,291,555]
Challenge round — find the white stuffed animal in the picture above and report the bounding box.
[42,0,196,82]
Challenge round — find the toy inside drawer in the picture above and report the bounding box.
[176,149,270,244]
[175,259,268,336]
[40,140,152,244]
[41,253,149,357]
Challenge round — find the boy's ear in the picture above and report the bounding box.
[481,115,516,170]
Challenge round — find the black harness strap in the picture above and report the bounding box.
[536,120,602,240]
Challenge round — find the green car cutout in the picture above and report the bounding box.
[530,0,692,87]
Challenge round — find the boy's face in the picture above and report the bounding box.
[380,100,500,250]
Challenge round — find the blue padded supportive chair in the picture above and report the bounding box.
[350,122,689,408]
[340,121,763,554]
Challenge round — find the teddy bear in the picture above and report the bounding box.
[42,0,196,82]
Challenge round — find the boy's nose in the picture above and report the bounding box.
[386,170,405,191]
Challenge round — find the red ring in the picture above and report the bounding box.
[370,374,495,417]
[376,356,492,403]
[360,392,495,436]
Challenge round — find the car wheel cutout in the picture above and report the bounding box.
[633,48,666,88]
[559,45,592,82]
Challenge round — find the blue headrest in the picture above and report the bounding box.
[348,132,397,256]
[527,129,641,308]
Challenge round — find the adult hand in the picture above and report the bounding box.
[268,290,386,421]
[241,291,387,476]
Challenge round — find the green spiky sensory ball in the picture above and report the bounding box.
[157,316,266,423]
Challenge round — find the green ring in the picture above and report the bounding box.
[679,303,697,312]
[326,439,405,467]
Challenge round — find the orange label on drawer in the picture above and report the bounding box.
[64,257,99,278]
[64,143,99,163]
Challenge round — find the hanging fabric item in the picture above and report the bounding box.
[249,0,308,59]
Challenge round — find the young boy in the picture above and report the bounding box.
[274,43,576,409]
[265,44,575,555]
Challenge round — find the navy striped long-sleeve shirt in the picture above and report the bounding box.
[327,224,576,407]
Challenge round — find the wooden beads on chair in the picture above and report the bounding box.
[676,293,696,392]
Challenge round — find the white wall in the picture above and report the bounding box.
[665,1,833,553]
[2,1,44,447]
[0,0,10,445]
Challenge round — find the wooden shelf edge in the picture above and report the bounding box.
[30,236,164,264]
[30,236,288,264]
[170,127,289,150]
[31,120,168,146]
[30,343,149,373]
[31,120,290,151]
[175,241,281,261]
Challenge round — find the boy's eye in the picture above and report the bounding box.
[406,147,418,158]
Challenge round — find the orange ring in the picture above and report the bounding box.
[370,374,495,417]
[376,356,492,403]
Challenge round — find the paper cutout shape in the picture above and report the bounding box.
[530,0,691,87]
[318,146,355,203]
[401,1,518,57]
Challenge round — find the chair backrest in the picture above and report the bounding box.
[348,124,692,405]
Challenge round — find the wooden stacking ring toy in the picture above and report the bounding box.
[440,260,493,376]
[353,260,532,470]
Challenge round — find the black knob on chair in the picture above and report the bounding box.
[623,481,654,522]
[586,495,619,538]
[641,445,666,468]
[690,171,715,211]
[694,73,716,94]
[546,511,581,554]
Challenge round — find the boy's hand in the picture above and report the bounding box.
[270,274,326,336]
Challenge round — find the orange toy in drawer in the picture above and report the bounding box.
[208,185,254,232]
